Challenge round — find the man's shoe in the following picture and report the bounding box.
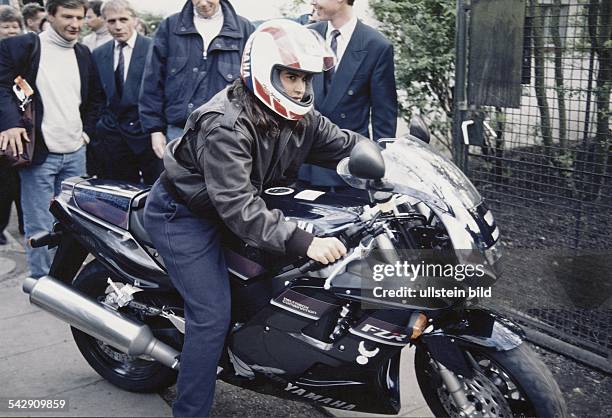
[0,232,7,245]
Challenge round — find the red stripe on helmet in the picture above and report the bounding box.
[261,26,299,68]
[254,78,271,105]
[273,98,288,118]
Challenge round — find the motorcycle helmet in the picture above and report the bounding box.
[240,19,335,121]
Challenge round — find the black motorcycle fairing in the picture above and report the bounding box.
[225,278,414,414]
[226,300,404,414]
[419,308,526,378]
[49,197,174,290]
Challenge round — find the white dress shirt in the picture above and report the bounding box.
[326,15,358,65]
[113,30,138,81]
[193,6,224,58]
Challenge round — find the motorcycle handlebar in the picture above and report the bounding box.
[298,217,387,274]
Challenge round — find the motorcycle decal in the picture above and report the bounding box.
[296,220,315,233]
[356,341,380,365]
[250,364,286,375]
[294,190,326,201]
[349,317,410,346]
[264,187,294,196]
[297,378,364,387]
[270,289,339,320]
[228,348,255,378]
[283,382,356,410]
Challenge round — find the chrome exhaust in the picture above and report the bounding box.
[23,275,180,370]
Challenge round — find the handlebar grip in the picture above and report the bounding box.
[298,259,321,273]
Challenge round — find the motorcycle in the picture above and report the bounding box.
[23,122,566,417]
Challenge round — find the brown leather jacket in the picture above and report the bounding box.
[160,87,365,257]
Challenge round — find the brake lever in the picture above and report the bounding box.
[323,237,376,290]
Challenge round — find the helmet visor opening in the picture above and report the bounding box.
[271,64,315,106]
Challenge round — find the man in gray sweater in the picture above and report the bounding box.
[0,0,102,277]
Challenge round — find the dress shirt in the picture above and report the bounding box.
[325,15,358,66]
[113,30,138,81]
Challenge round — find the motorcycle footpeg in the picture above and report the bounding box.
[29,230,63,248]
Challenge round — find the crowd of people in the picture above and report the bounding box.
[0,1,398,416]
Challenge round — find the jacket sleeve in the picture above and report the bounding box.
[139,18,169,134]
[0,37,25,132]
[305,111,367,168]
[201,126,314,256]
[370,42,398,140]
[82,50,104,139]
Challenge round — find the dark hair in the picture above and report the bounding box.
[39,16,48,31]
[22,3,45,21]
[347,0,355,5]
[0,5,23,27]
[46,0,88,16]
[88,0,104,17]
[228,80,306,138]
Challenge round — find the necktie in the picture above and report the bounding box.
[324,29,341,95]
[114,42,127,97]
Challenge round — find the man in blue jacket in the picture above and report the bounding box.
[139,0,254,160]
[92,0,160,184]
[0,0,102,278]
[300,0,398,188]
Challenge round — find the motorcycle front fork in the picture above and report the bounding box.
[431,359,477,417]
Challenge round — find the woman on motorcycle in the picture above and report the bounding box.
[144,19,365,417]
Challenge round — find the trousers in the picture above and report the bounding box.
[144,180,230,417]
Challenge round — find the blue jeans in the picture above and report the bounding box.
[166,125,184,142]
[19,147,86,278]
[144,180,230,417]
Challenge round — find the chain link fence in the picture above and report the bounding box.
[458,0,611,372]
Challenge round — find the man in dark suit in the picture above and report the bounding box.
[92,0,161,184]
[301,0,398,187]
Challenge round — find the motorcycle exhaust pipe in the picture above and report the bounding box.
[23,275,180,370]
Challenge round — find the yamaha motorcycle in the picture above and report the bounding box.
[23,122,566,417]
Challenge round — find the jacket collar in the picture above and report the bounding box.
[174,0,243,38]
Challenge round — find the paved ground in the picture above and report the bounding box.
[0,208,432,417]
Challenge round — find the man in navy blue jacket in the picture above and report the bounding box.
[301,0,398,187]
[139,0,254,160]
[0,0,102,278]
[92,0,160,184]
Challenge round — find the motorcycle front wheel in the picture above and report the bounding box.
[70,260,178,393]
[415,343,567,417]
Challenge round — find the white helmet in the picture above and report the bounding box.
[240,19,335,121]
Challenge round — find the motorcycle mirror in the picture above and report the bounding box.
[348,140,386,181]
[409,115,431,144]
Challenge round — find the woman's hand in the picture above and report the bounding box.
[306,237,347,264]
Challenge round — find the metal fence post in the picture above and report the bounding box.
[453,0,469,172]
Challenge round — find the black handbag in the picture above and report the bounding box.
[0,80,36,168]
[0,39,39,168]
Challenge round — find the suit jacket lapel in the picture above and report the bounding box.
[310,22,328,108]
[321,20,367,112]
[123,35,147,102]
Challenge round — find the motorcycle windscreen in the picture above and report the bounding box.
[337,135,482,213]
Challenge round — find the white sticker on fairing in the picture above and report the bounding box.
[294,190,325,201]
